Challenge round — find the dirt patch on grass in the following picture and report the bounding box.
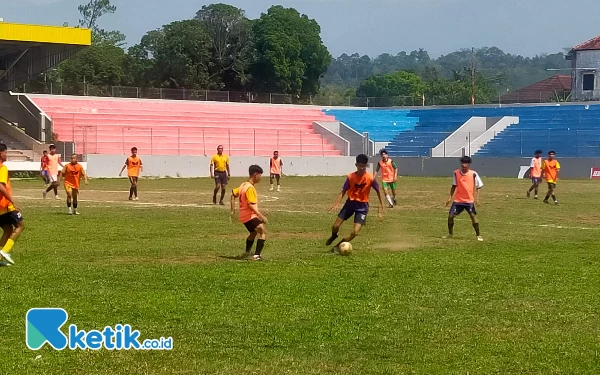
[101,255,220,265]
[373,237,424,252]
[575,215,600,225]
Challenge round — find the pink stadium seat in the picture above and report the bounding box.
[28,95,341,156]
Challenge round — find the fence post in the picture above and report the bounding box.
[227,91,230,102]
[136,87,139,99]
[270,93,272,104]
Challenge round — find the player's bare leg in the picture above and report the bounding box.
[0,221,24,265]
[66,188,73,214]
[469,212,482,241]
[213,183,221,204]
[252,224,267,260]
[444,213,456,239]
[326,217,344,246]
[72,189,80,215]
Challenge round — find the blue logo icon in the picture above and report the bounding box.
[26,308,173,351]
[26,308,69,350]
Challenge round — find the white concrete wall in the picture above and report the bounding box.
[431,117,487,157]
[86,155,363,178]
[468,116,519,155]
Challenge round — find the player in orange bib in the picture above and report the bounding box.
[375,149,398,208]
[59,154,88,215]
[541,150,561,205]
[269,151,283,192]
[231,165,268,261]
[119,147,143,200]
[326,154,384,253]
[0,144,25,266]
[43,144,64,200]
[527,149,543,199]
[445,156,484,241]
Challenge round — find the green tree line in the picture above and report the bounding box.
[24,0,571,106]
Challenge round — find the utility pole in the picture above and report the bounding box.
[464,47,476,105]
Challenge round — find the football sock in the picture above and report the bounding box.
[2,239,14,253]
[255,239,266,255]
[129,186,134,198]
[134,186,138,198]
[448,217,454,235]
[53,186,58,195]
[45,185,53,193]
[220,189,226,202]
[245,239,254,252]
[67,201,71,208]
[551,195,557,202]
[473,223,480,236]
[73,202,78,209]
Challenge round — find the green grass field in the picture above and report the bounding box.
[2,176,600,374]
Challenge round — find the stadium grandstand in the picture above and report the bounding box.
[0,21,90,163]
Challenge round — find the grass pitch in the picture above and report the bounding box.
[1,176,600,374]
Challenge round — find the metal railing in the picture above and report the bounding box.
[64,125,338,157]
[16,82,594,107]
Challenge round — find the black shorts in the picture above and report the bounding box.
[449,203,477,216]
[0,210,23,227]
[547,182,556,189]
[270,174,280,179]
[338,202,368,225]
[214,171,228,186]
[243,218,264,233]
[531,177,542,185]
[129,176,139,184]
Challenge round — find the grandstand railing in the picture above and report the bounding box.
[15,83,594,107]
[65,126,339,157]
[387,130,600,157]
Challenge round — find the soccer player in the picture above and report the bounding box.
[445,156,484,241]
[40,150,50,186]
[119,147,143,200]
[375,149,398,208]
[326,154,384,253]
[0,144,25,266]
[269,151,283,192]
[43,144,64,200]
[542,150,560,205]
[231,165,268,261]
[210,145,230,205]
[527,149,543,199]
[59,154,88,215]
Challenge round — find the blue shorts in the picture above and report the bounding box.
[449,203,476,216]
[338,200,369,225]
[41,170,49,176]
[531,177,542,185]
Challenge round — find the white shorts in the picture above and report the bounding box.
[50,174,58,182]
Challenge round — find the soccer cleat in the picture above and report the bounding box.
[543,200,549,204]
[74,210,80,215]
[0,259,12,267]
[0,250,14,265]
[393,197,397,205]
[134,197,139,201]
[42,191,47,199]
[68,207,73,215]
[277,186,281,192]
[526,191,530,198]
[554,201,559,205]
[252,255,263,261]
[269,186,274,192]
[477,236,484,242]
[219,201,225,206]
[128,197,133,201]
[55,195,61,200]
[325,234,338,246]
[534,195,538,200]
[442,234,453,239]
[331,246,340,254]
[212,197,217,205]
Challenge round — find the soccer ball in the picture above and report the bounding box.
[339,242,352,256]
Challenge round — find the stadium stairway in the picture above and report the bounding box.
[27,95,342,156]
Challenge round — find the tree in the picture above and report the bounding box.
[251,6,331,96]
[195,4,253,90]
[127,20,212,89]
[78,0,125,46]
[357,71,426,99]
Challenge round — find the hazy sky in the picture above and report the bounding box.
[3,0,600,57]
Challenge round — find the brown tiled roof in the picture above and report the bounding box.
[500,75,571,103]
[572,35,600,51]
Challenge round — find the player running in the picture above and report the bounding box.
[0,144,25,266]
[119,147,143,200]
[43,144,64,200]
[445,156,484,241]
[542,150,560,205]
[231,165,268,261]
[59,154,88,215]
[210,145,230,205]
[375,149,398,208]
[527,150,543,199]
[269,151,283,192]
[326,154,384,253]
[40,150,50,186]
